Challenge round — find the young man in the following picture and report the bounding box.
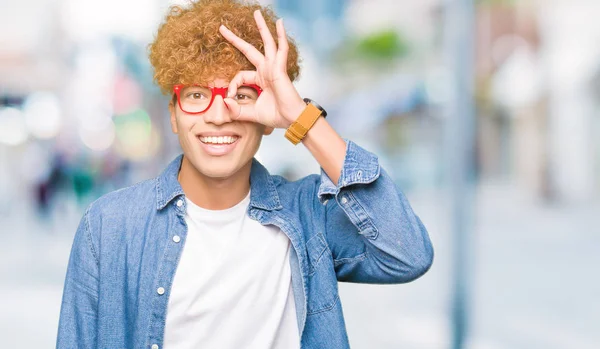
[57,0,434,348]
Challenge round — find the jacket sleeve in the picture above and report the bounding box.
[318,140,434,284]
[56,207,99,348]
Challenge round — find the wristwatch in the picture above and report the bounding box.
[303,98,327,118]
[284,98,327,145]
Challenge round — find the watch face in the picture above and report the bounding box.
[304,98,327,117]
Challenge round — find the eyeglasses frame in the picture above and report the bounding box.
[173,84,263,114]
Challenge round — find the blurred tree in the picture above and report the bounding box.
[355,30,409,61]
[331,29,410,70]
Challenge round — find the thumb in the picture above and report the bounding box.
[224,98,258,123]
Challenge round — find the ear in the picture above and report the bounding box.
[169,101,178,134]
[263,126,274,136]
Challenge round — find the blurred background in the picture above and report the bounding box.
[1,0,599,347]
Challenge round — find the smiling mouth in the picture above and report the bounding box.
[198,135,239,145]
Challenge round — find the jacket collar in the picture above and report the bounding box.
[155,155,282,211]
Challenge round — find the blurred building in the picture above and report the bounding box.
[475,0,600,203]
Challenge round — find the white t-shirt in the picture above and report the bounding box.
[163,192,300,349]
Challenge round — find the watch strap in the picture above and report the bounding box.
[284,102,323,145]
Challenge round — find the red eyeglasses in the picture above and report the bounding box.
[173,84,262,114]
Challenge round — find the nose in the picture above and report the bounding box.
[203,94,233,126]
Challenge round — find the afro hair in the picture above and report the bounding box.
[148,0,301,95]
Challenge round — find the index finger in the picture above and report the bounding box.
[219,25,264,67]
[223,98,258,123]
[227,70,258,98]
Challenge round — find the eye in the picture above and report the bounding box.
[181,86,211,100]
[235,93,250,100]
[188,92,208,99]
[234,86,259,102]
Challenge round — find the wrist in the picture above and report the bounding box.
[284,98,307,128]
[284,98,327,145]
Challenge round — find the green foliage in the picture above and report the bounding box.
[354,29,409,61]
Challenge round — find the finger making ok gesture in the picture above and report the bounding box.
[219,10,307,129]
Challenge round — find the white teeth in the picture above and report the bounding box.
[199,136,238,144]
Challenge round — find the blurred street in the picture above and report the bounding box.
[2,0,600,347]
[2,181,598,349]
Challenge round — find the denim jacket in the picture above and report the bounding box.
[57,140,434,349]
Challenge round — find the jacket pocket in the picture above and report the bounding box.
[305,232,339,315]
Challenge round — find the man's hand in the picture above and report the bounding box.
[219,10,306,129]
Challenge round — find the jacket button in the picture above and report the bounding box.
[157,287,165,295]
[340,197,348,205]
[176,200,183,207]
[151,344,159,349]
[173,235,181,243]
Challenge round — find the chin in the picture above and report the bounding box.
[192,156,248,179]
[199,166,238,179]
